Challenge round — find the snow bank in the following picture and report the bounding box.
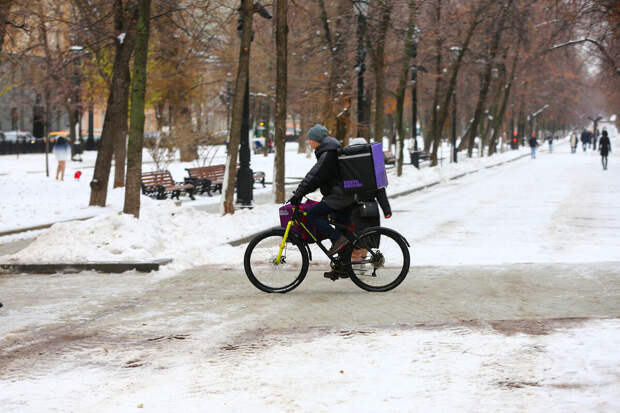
[4,202,279,270]
[2,137,577,270]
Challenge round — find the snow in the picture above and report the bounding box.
[3,127,620,272]
[1,126,619,411]
[1,139,547,271]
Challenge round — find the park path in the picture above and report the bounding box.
[1,139,619,411]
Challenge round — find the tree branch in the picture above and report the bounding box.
[549,38,619,75]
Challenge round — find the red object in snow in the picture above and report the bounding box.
[74,171,82,181]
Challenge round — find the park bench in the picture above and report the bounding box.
[408,150,431,168]
[185,165,266,196]
[383,150,396,165]
[141,170,195,200]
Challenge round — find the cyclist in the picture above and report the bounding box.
[288,124,355,256]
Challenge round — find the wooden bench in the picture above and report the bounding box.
[383,150,396,165]
[141,170,195,200]
[185,165,266,196]
[186,165,225,196]
[408,150,431,168]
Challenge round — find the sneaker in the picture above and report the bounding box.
[327,235,350,256]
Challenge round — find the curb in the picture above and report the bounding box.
[0,259,172,274]
[0,216,96,237]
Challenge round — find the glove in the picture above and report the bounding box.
[288,193,302,206]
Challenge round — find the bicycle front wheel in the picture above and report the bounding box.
[346,226,410,292]
[244,228,309,293]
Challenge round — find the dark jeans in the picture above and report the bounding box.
[307,201,352,242]
[602,155,608,169]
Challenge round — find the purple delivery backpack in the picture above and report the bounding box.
[338,142,388,194]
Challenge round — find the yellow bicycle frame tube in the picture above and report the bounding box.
[274,219,294,264]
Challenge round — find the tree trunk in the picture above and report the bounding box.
[123,0,151,217]
[431,2,488,165]
[89,0,138,206]
[395,0,417,177]
[222,0,253,214]
[462,1,511,158]
[427,0,442,154]
[273,0,288,203]
[112,6,138,188]
[176,105,197,162]
[369,0,391,143]
[488,49,519,156]
[0,0,12,61]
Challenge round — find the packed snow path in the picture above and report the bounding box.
[1,141,619,411]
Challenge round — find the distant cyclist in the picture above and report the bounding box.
[288,124,355,255]
[599,130,611,170]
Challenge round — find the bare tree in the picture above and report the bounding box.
[273,0,287,203]
[124,0,151,217]
[88,0,138,206]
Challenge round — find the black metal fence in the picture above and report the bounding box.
[0,140,49,155]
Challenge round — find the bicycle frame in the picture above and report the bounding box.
[274,206,337,264]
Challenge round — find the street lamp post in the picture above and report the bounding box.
[410,27,421,151]
[236,3,272,207]
[354,0,368,139]
[450,46,461,163]
[69,45,84,161]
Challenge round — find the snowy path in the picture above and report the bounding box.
[1,261,619,412]
[2,139,620,411]
[391,144,620,266]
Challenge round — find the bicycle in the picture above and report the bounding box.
[244,203,411,293]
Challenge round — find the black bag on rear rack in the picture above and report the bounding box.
[338,142,388,195]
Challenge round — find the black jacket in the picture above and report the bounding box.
[599,136,611,156]
[294,137,355,209]
[529,137,538,147]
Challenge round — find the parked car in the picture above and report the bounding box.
[46,130,70,144]
[1,130,34,143]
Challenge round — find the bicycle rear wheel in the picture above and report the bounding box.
[346,226,410,292]
[244,228,309,293]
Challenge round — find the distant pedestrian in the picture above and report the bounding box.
[581,129,588,152]
[593,129,599,150]
[599,130,611,170]
[546,135,553,152]
[53,136,71,181]
[570,132,578,153]
[529,133,538,159]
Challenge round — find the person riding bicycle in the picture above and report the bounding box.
[288,124,355,256]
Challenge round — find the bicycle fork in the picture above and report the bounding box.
[274,219,293,264]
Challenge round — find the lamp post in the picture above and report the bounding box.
[236,3,272,207]
[529,104,549,142]
[69,45,84,161]
[450,46,461,163]
[410,27,421,151]
[354,0,368,139]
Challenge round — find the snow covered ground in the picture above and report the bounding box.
[1,127,619,411]
[2,139,547,268]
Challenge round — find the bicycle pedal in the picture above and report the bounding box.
[324,271,350,281]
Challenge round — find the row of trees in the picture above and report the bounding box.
[1,0,617,217]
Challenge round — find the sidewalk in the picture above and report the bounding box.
[0,146,539,252]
